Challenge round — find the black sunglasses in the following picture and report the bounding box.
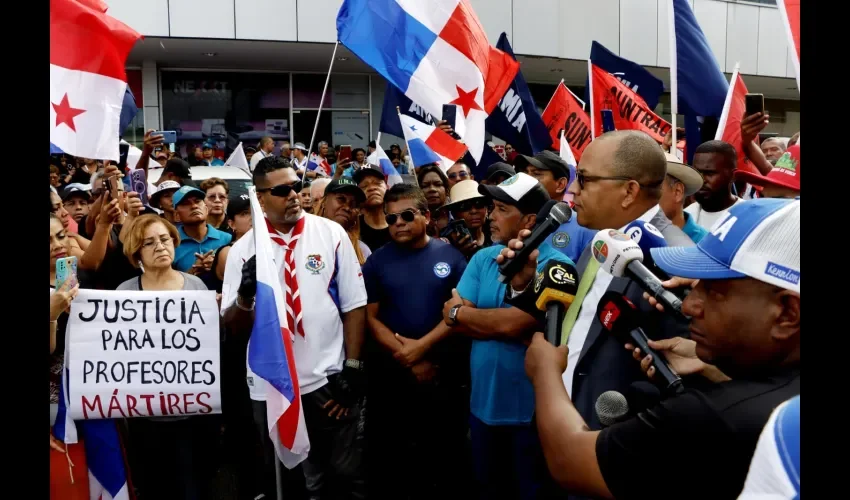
[455,198,489,213]
[385,208,420,225]
[575,171,662,190]
[257,181,303,198]
[447,171,470,180]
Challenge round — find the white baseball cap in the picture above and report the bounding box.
[478,172,550,214]
[652,198,800,292]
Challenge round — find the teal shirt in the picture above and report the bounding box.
[456,244,574,426]
[682,212,708,243]
[173,224,232,272]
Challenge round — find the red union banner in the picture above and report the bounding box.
[589,64,672,143]
[541,82,592,161]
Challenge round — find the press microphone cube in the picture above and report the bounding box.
[591,229,643,278]
[534,260,579,311]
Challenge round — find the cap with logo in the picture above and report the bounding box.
[445,180,485,210]
[172,185,207,207]
[324,176,366,203]
[734,144,800,193]
[514,151,572,181]
[293,142,309,152]
[485,162,516,183]
[478,172,551,215]
[149,180,181,207]
[163,158,192,179]
[664,152,704,196]
[227,193,251,220]
[651,198,800,293]
[61,183,93,201]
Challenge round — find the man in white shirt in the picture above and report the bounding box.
[249,136,276,173]
[500,130,693,429]
[221,156,368,499]
[685,140,745,230]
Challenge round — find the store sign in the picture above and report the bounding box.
[172,80,230,95]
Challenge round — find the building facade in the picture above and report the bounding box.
[110,0,799,154]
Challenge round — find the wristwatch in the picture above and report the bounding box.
[447,304,463,325]
[344,359,364,371]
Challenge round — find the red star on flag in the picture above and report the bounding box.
[450,85,483,117]
[52,94,86,132]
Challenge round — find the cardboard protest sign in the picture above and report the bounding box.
[542,82,592,161]
[67,289,221,420]
[589,63,672,143]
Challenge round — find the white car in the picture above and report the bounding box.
[148,165,253,198]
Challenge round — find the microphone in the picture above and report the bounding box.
[591,229,686,319]
[623,220,666,271]
[533,260,579,345]
[595,291,685,395]
[595,391,629,427]
[498,201,573,283]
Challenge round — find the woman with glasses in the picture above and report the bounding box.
[442,180,492,259]
[117,214,218,499]
[417,165,451,237]
[200,177,230,232]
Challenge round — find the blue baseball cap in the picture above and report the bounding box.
[172,185,206,207]
[651,198,800,293]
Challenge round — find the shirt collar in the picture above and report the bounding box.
[179,223,222,243]
[269,212,307,239]
[619,204,660,231]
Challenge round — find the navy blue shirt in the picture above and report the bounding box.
[541,216,597,264]
[363,238,467,340]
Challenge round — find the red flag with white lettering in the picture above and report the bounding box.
[541,82,592,161]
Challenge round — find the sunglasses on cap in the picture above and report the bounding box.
[257,181,303,198]
[454,198,489,213]
[385,208,421,225]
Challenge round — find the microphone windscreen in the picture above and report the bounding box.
[595,391,629,427]
[548,202,573,225]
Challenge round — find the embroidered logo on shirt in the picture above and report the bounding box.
[433,262,451,278]
[552,231,570,248]
[305,254,326,274]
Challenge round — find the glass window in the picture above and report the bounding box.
[292,74,370,109]
[291,110,371,152]
[160,71,291,161]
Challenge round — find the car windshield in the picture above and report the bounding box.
[224,179,252,198]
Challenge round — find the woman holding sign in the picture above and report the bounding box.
[117,214,218,499]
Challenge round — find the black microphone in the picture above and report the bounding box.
[533,260,579,345]
[498,201,572,283]
[591,229,686,319]
[596,291,685,395]
[595,391,629,427]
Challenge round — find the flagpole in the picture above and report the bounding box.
[587,60,596,140]
[565,85,586,111]
[714,62,740,141]
[303,40,340,182]
[667,0,679,155]
[544,79,565,113]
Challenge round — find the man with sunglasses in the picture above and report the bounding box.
[222,155,368,500]
[442,172,572,499]
[446,161,474,190]
[499,130,694,431]
[362,183,472,498]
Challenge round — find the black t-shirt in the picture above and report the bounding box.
[596,368,800,500]
[359,214,391,252]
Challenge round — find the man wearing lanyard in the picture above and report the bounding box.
[221,155,368,499]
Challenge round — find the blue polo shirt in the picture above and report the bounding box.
[173,224,232,272]
[541,216,597,264]
[681,212,708,243]
[456,244,573,426]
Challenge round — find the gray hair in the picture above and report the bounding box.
[310,178,331,199]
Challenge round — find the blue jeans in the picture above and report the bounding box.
[469,415,555,500]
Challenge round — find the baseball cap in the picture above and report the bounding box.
[734,144,800,193]
[202,141,215,150]
[61,183,92,201]
[172,185,206,207]
[293,142,309,152]
[324,177,366,203]
[149,180,181,208]
[478,172,550,215]
[652,198,800,293]
[486,162,516,183]
[352,165,385,185]
[163,158,191,179]
[514,151,571,181]
[664,153,704,197]
[226,193,251,220]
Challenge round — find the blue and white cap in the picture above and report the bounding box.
[651,198,800,293]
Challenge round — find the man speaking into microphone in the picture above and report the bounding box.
[522,198,800,499]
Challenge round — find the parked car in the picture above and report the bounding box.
[148,165,253,198]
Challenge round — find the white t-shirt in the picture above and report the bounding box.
[562,205,660,397]
[220,213,367,399]
[249,150,268,172]
[738,396,800,499]
[684,197,745,231]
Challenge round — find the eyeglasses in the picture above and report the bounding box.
[206,193,227,201]
[385,208,420,225]
[455,198,489,213]
[257,181,303,198]
[447,171,470,181]
[575,171,663,190]
[142,236,174,250]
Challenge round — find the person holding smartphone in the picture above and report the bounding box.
[442,180,492,259]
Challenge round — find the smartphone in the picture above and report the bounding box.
[153,130,177,144]
[601,109,616,133]
[745,93,764,116]
[117,143,130,171]
[441,104,463,140]
[56,256,78,290]
[338,145,353,163]
[130,169,149,205]
[440,219,472,241]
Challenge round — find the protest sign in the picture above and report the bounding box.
[590,64,672,143]
[67,289,221,420]
[542,82,592,161]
